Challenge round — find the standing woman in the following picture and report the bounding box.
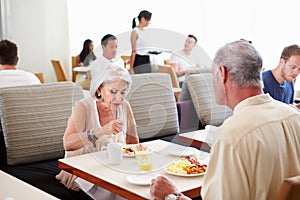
[129,10,152,74]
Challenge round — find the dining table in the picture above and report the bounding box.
[58,139,210,200]
[0,170,58,199]
[178,130,211,152]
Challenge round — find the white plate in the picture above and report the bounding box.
[168,147,196,157]
[126,174,160,185]
[122,145,136,157]
[164,168,206,177]
[122,144,154,157]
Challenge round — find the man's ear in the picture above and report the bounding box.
[279,58,285,66]
[218,65,227,83]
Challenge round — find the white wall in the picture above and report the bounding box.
[4,0,69,82]
[68,0,300,72]
[3,0,300,85]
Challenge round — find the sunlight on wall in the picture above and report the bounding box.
[67,0,300,87]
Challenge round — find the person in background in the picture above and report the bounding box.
[56,63,138,199]
[169,34,201,83]
[262,44,300,108]
[90,34,123,80]
[75,39,96,67]
[129,10,152,74]
[75,39,96,90]
[0,39,41,88]
[150,40,300,200]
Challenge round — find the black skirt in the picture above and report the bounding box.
[133,54,151,74]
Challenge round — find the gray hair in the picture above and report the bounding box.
[90,64,132,99]
[212,40,263,88]
[102,66,132,87]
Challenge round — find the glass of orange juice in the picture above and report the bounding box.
[134,145,152,171]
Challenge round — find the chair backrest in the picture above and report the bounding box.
[0,82,84,165]
[164,59,170,65]
[275,175,300,200]
[126,73,179,140]
[71,56,78,82]
[34,72,46,83]
[158,65,180,88]
[186,73,232,126]
[51,59,68,82]
[180,67,212,101]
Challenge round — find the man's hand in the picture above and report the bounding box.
[150,175,179,200]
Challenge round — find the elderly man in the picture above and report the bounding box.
[150,40,300,200]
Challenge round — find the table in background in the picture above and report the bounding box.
[58,140,209,200]
[0,170,58,199]
[179,130,211,152]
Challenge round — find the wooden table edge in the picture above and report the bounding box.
[178,135,211,152]
[58,160,147,200]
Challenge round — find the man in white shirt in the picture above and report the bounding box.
[0,39,40,88]
[90,34,124,79]
[170,34,201,82]
[150,40,300,200]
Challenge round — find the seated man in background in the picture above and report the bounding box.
[170,34,201,83]
[150,40,300,200]
[0,39,41,88]
[262,44,300,107]
[90,34,123,80]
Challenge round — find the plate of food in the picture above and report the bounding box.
[168,147,197,157]
[122,145,136,157]
[165,156,207,177]
[122,144,152,157]
[126,173,160,186]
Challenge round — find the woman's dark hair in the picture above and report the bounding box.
[79,39,93,63]
[132,10,152,29]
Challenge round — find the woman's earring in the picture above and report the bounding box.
[96,93,102,100]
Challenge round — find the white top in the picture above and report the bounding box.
[90,55,123,79]
[0,69,41,88]
[133,27,148,55]
[170,49,201,71]
[201,94,300,200]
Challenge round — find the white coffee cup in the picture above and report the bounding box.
[101,142,122,165]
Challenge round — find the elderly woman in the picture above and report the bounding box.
[56,62,138,199]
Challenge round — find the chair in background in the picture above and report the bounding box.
[51,60,68,82]
[126,73,179,141]
[71,56,78,82]
[178,67,231,133]
[34,72,46,83]
[164,59,170,65]
[186,73,232,127]
[275,175,300,200]
[158,65,180,88]
[121,55,131,70]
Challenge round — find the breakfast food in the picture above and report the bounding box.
[166,156,207,175]
[122,144,148,156]
[123,146,134,154]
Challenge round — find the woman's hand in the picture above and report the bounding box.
[97,120,124,136]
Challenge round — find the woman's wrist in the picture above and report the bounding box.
[86,129,98,147]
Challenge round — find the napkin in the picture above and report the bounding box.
[204,125,221,147]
